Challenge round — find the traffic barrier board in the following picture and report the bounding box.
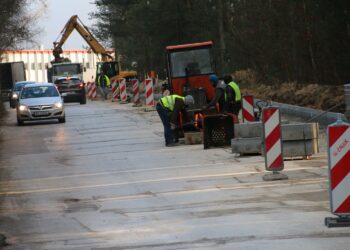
[242,95,255,122]
[119,78,127,102]
[145,78,154,107]
[328,123,350,215]
[262,107,284,171]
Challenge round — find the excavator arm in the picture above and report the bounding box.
[52,15,113,63]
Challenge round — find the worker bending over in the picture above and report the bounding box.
[156,94,195,147]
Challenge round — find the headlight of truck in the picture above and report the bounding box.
[12,93,18,99]
[19,105,27,111]
[55,102,63,108]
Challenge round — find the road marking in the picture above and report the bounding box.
[0,165,327,196]
[97,178,327,202]
[0,162,326,188]
[0,162,227,186]
[0,177,327,215]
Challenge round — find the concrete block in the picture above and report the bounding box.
[281,123,319,141]
[184,132,202,145]
[234,122,263,138]
[231,137,262,154]
[282,139,319,157]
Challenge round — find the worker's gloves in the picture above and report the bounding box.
[170,123,177,130]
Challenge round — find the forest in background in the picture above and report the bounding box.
[92,0,350,85]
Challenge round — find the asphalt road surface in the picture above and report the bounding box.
[0,101,349,250]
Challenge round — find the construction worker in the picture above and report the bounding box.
[204,74,226,112]
[97,72,111,100]
[224,75,241,115]
[156,94,195,147]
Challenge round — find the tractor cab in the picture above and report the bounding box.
[166,41,216,108]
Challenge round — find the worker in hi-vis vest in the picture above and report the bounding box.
[97,71,111,100]
[156,94,194,147]
[224,75,241,115]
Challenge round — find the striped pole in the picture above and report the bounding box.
[145,78,154,107]
[325,121,350,227]
[88,82,97,100]
[91,83,97,99]
[119,78,127,103]
[86,82,92,95]
[132,79,141,106]
[87,82,92,99]
[242,95,255,122]
[262,107,287,181]
[111,80,119,102]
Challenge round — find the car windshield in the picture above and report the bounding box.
[21,86,59,99]
[169,48,214,77]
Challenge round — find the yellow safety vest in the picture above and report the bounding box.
[160,95,185,111]
[226,81,241,102]
[98,75,111,87]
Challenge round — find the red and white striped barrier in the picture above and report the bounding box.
[328,122,350,215]
[88,82,97,99]
[242,95,255,122]
[145,78,154,107]
[262,107,284,171]
[111,79,119,102]
[86,81,92,93]
[132,79,140,104]
[119,78,127,102]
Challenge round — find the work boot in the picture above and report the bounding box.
[166,142,179,147]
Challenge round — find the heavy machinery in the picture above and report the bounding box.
[50,15,136,84]
[165,41,216,108]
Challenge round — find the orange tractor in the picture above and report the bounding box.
[165,41,216,108]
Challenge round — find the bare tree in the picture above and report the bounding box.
[0,0,46,54]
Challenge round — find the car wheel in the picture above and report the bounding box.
[80,95,86,105]
[17,118,24,126]
[58,116,66,123]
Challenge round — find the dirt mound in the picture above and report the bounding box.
[234,70,345,113]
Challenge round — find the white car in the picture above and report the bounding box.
[16,83,65,125]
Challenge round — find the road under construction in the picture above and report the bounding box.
[0,96,349,249]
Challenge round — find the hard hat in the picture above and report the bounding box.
[209,74,218,83]
[184,95,194,105]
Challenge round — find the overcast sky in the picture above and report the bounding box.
[35,0,97,50]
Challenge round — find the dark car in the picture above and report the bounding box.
[54,77,86,104]
[10,81,36,108]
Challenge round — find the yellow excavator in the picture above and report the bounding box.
[51,15,137,83]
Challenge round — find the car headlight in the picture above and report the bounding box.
[19,105,27,111]
[12,93,18,99]
[55,102,63,108]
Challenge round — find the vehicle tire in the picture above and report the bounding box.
[58,116,66,123]
[80,95,86,105]
[17,118,24,126]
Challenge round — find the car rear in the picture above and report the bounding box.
[54,77,86,104]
